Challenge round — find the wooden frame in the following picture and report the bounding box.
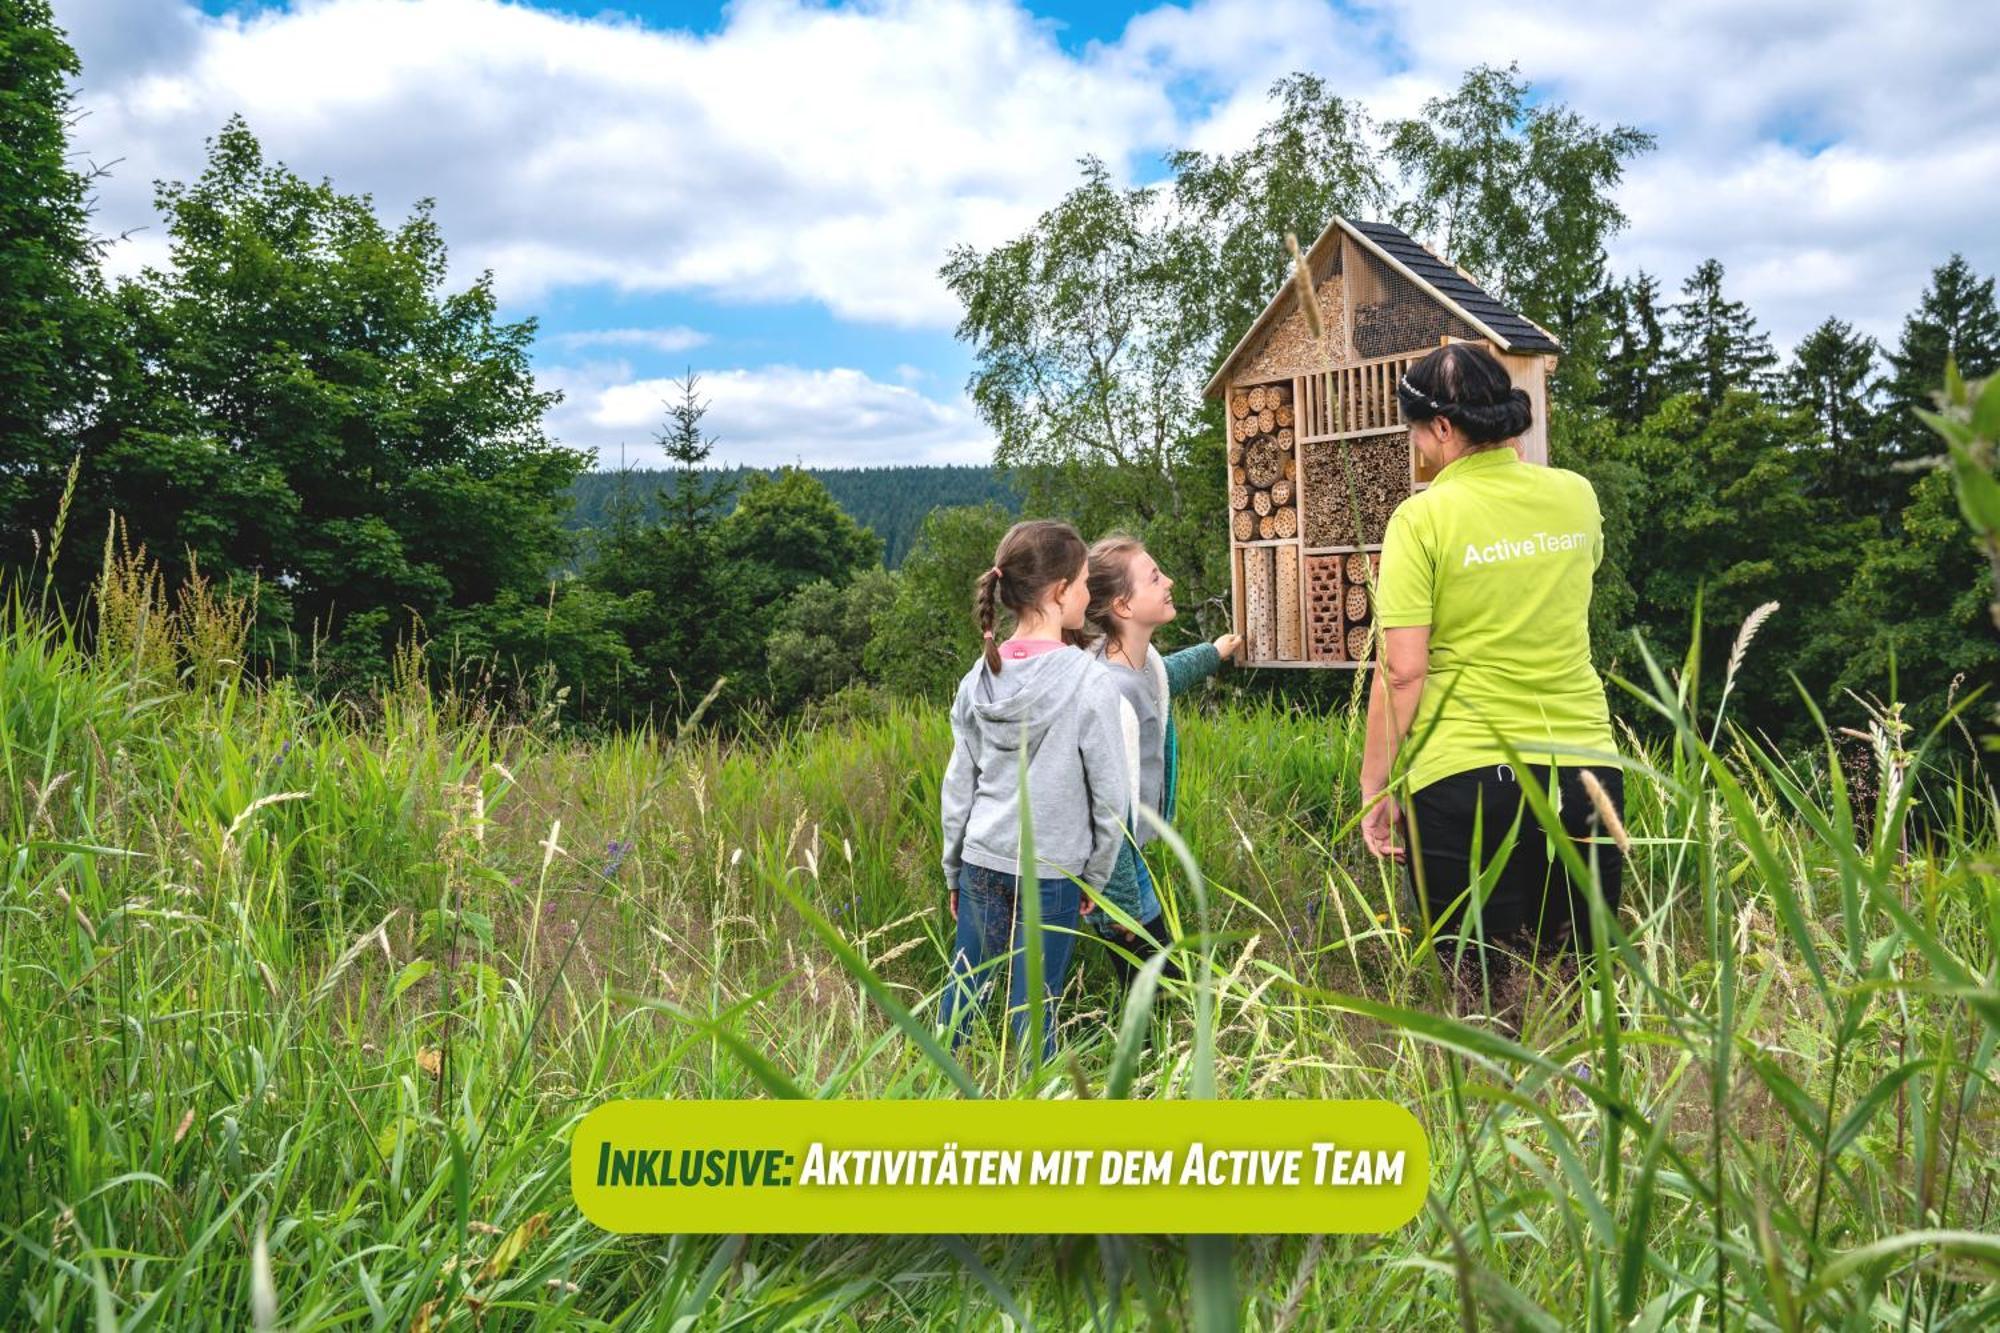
[1211,219,1559,670]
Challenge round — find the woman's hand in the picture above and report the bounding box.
[1361,789,1405,861]
[1080,893,1095,917]
[948,888,958,920]
[1213,632,1243,662]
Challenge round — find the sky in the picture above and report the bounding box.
[48,0,2000,470]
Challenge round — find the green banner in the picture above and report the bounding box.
[572,1099,1428,1234]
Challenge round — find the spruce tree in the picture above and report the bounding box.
[1883,254,2000,464]
[1600,270,1670,426]
[1786,316,1886,521]
[1668,258,1777,406]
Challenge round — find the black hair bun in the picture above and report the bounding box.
[1450,387,1532,445]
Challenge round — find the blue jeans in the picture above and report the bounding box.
[940,862,1082,1063]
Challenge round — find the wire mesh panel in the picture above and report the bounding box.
[1347,245,1479,360]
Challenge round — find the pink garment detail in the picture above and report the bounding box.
[999,637,1066,661]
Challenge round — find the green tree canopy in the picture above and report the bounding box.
[866,503,1013,700]
[0,0,111,574]
[1386,63,1654,397]
[78,117,587,688]
[719,467,882,609]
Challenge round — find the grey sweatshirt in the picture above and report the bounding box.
[939,647,1130,891]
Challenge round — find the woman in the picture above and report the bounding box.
[1358,341,1623,997]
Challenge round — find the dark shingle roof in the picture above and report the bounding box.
[1345,220,1562,355]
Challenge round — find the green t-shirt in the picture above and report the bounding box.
[1373,445,1618,794]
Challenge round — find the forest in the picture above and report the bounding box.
[563,465,1019,570]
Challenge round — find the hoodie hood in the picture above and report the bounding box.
[968,648,1100,755]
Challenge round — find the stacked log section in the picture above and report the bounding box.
[1226,380,1299,547]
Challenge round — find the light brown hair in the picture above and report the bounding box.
[976,519,1088,673]
[1070,532,1147,651]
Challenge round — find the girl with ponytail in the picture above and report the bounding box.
[938,519,1130,1063]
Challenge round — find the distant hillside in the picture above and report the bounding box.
[566,465,1021,568]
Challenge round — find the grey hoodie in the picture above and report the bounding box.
[940,646,1130,890]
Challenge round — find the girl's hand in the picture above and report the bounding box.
[1214,632,1243,662]
[1361,790,1404,861]
[1080,893,1095,917]
[948,888,958,920]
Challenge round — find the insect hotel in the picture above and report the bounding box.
[1206,216,1562,668]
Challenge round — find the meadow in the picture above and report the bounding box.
[2,547,1997,1331]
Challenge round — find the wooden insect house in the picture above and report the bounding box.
[1205,216,1562,668]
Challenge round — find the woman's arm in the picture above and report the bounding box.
[1359,625,1430,859]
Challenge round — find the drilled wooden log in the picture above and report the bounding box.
[1232,509,1255,542]
[1258,409,1276,433]
[1277,427,1294,450]
[1248,385,1268,413]
[1345,583,1369,622]
[1227,441,1244,466]
[1274,505,1297,538]
[1230,390,1251,418]
[1270,478,1292,507]
[1275,546,1301,661]
[1346,624,1371,661]
[1231,465,1247,486]
[1272,382,1292,406]
[1258,514,1277,540]
[1344,552,1371,583]
[1282,456,1296,480]
[1252,489,1272,517]
[1246,546,1275,659]
[1275,404,1295,428]
[1230,483,1251,510]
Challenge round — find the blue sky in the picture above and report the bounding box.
[55,0,2000,470]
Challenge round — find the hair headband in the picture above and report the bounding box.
[1397,373,1447,416]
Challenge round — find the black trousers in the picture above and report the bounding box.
[1404,763,1624,964]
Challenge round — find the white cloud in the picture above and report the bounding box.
[545,361,993,468]
[62,0,1175,325]
[552,326,709,354]
[50,0,2000,367]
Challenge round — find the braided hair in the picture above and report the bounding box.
[1395,342,1533,447]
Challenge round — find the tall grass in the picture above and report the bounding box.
[1,532,1997,1330]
